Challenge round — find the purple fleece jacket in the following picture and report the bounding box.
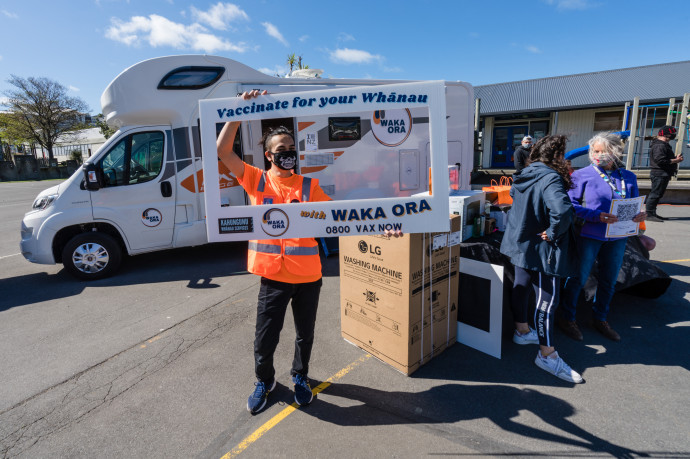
[568,165,640,241]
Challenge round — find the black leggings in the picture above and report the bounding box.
[512,266,560,347]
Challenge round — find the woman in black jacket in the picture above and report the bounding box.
[500,135,583,383]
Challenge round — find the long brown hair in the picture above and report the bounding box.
[527,134,573,189]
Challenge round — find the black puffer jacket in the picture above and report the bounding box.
[649,138,677,177]
[513,146,531,172]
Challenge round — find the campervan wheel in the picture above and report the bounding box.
[62,232,122,280]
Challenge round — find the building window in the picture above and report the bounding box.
[593,111,624,132]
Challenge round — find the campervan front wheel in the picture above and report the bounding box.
[62,232,122,280]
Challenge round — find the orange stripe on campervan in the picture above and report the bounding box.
[298,121,315,131]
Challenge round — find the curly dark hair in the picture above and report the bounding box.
[527,134,573,189]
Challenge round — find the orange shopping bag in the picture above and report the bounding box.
[482,176,513,205]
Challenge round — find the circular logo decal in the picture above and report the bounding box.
[371,108,412,147]
[358,240,369,253]
[142,208,162,227]
[261,208,289,237]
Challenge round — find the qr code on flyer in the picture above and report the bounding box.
[616,202,638,221]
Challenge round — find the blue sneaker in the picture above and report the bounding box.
[247,379,276,414]
[513,328,539,345]
[292,374,313,406]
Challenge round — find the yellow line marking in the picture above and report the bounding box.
[658,259,690,264]
[221,354,372,459]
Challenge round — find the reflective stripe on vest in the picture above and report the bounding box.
[284,245,319,256]
[257,172,267,193]
[302,177,311,202]
[248,241,281,254]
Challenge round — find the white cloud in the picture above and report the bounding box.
[191,2,248,30]
[2,9,18,18]
[105,14,248,53]
[330,48,381,64]
[258,65,287,77]
[543,0,598,10]
[383,66,402,73]
[526,45,542,54]
[261,22,288,46]
[299,35,309,43]
[337,32,355,42]
[68,85,80,92]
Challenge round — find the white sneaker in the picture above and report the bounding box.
[534,351,584,383]
[513,328,539,345]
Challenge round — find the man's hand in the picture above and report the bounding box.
[383,229,403,238]
[671,154,684,164]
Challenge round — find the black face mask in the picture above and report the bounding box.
[270,150,297,170]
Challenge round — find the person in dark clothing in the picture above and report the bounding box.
[500,135,582,383]
[513,135,533,173]
[646,125,683,221]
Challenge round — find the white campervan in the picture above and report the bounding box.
[20,55,474,279]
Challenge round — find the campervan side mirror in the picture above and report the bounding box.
[83,163,104,190]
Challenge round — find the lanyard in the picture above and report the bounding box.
[593,165,626,199]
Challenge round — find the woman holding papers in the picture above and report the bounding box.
[500,135,583,384]
[558,132,646,342]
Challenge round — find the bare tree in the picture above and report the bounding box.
[2,75,89,160]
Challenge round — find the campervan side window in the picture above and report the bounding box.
[328,117,361,141]
[158,66,225,90]
[100,131,164,187]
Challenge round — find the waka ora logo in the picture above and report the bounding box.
[371,108,412,147]
[261,208,289,237]
[141,208,162,227]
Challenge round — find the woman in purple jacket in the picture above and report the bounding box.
[558,132,647,342]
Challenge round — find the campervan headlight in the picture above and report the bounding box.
[32,194,58,211]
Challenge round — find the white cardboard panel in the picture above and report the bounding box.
[457,258,504,359]
[199,81,449,242]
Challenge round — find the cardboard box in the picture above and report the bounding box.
[339,215,460,375]
[448,191,485,241]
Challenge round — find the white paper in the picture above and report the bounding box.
[305,133,317,152]
[605,196,645,238]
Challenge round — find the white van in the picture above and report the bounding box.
[20,55,474,279]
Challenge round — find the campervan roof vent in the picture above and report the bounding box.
[157,66,225,90]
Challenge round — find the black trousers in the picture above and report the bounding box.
[646,175,670,213]
[254,277,322,383]
[512,266,560,347]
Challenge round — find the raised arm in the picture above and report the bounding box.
[217,121,245,179]
[216,90,267,179]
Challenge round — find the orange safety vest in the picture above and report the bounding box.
[247,172,321,278]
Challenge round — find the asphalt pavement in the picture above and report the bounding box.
[1,181,689,458]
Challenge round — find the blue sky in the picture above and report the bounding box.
[1,0,689,115]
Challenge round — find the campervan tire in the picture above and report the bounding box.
[62,232,122,280]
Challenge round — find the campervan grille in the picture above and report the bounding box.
[304,153,334,166]
[321,185,335,196]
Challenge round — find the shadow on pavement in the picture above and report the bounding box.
[303,382,643,458]
[0,242,250,311]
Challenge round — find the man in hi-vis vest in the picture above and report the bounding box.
[217,90,332,414]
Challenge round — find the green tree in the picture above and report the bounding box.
[0,112,33,161]
[286,53,297,73]
[2,75,89,160]
[95,114,116,139]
